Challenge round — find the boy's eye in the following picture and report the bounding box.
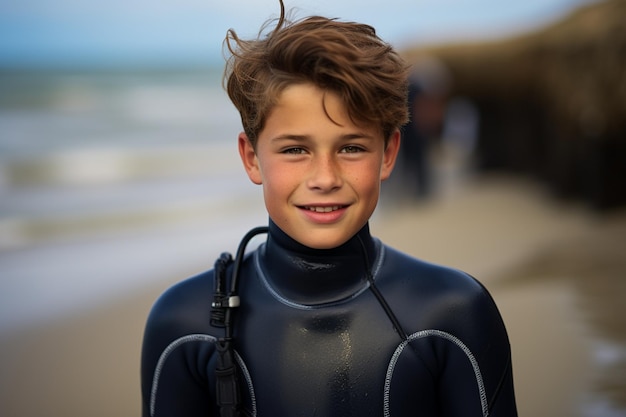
[282,147,306,155]
[340,145,364,154]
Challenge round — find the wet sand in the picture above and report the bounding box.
[377,173,626,417]
[1,173,625,417]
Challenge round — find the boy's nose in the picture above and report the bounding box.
[307,155,343,191]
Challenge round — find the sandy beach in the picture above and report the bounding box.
[1,172,625,417]
[2,1,625,414]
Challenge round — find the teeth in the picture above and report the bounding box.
[307,206,340,213]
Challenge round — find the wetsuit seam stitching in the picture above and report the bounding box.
[254,240,385,310]
[149,333,256,417]
[384,329,489,417]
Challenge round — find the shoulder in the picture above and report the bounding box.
[144,269,215,340]
[379,244,503,330]
[380,244,484,294]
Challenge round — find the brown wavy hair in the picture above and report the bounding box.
[223,0,409,147]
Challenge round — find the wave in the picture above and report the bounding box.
[0,69,268,332]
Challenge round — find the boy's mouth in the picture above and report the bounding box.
[301,205,343,213]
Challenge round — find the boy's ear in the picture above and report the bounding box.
[380,129,401,181]
[238,132,263,185]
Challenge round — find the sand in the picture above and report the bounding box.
[1,173,625,417]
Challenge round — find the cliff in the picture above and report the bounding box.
[403,0,626,209]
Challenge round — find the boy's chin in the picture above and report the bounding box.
[288,227,359,250]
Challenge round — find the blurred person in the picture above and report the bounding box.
[140,1,517,416]
[440,97,480,174]
[400,57,451,198]
[442,98,479,158]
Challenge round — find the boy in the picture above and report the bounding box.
[140,1,518,416]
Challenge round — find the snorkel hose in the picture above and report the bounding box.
[210,226,406,416]
[211,226,268,417]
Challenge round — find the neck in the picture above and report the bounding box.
[257,220,378,306]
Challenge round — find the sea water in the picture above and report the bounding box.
[0,69,267,332]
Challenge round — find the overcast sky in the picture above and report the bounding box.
[0,0,598,68]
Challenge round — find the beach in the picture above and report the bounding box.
[1,172,625,416]
[377,171,626,417]
[1,71,624,417]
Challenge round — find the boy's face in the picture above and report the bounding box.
[239,83,400,249]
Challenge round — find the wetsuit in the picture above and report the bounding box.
[141,220,517,416]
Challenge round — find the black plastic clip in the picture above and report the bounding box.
[212,295,241,309]
[215,340,242,417]
[210,252,233,328]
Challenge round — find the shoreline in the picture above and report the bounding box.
[1,174,625,417]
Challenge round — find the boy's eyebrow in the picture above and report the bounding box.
[270,134,310,142]
[270,132,377,142]
[342,132,376,140]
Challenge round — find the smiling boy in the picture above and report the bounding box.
[239,83,398,250]
[141,2,517,416]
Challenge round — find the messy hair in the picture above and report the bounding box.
[223,0,410,147]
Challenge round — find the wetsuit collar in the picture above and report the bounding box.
[258,219,378,306]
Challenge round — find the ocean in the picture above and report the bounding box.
[0,69,268,333]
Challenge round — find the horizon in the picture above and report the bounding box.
[0,0,599,71]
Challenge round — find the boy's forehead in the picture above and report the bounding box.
[268,83,383,136]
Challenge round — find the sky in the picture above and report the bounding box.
[0,0,599,69]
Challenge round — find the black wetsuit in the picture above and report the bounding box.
[141,221,517,416]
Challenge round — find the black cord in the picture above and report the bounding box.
[214,227,406,417]
[212,226,268,417]
[230,226,269,294]
[357,235,409,342]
